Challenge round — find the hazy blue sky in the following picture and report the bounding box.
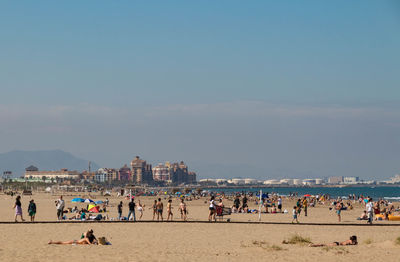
[1,1,399,179]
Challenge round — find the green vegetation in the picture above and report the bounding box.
[363,238,373,245]
[282,234,312,245]
[395,237,400,245]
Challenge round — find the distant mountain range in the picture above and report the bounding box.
[0,150,100,178]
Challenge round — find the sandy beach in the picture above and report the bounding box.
[1,192,400,261]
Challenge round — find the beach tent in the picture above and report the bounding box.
[71,198,85,203]
[89,206,100,213]
[84,199,94,203]
[95,200,104,204]
[88,204,97,210]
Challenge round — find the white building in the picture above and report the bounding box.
[343,177,359,184]
[302,179,316,186]
[244,178,257,184]
[293,179,302,185]
[230,179,245,185]
[263,179,280,185]
[280,179,294,185]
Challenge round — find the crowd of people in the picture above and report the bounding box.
[9,191,400,224]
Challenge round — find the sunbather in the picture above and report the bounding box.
[48,229,97,245]
[309,236,357,247]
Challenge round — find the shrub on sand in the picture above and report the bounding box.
[395,237,400,245]
[282,234,312,245]
[363,238,373,245]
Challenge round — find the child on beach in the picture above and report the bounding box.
[292,206,299,223]
[28,199,36,222]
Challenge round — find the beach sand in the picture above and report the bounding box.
[1,192,400,261]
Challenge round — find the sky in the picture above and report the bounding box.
[0,1,399,180]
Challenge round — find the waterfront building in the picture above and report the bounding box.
[302,179,316,186]
[263,179,280,185]
[80,171,95,181]
[244,178,257,184]
[152,163,171,182]
[280,179,294,185]
[343,177,359,184]
[292,179,302,185]
[131,156,153,184]
[328,176,344,184]
[118,164,131,181]
[24,166,79,180]
[315,178,324,185]
[95,168,118,183]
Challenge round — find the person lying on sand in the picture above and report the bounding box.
[309,235,357,247]
[48,229,97,245]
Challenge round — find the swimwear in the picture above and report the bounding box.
[333,242,340,246]
[157,209,163,213]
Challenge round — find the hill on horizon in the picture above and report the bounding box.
[0,150,100,178]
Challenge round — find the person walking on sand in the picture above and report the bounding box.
[56,196,65,221]
[118,201,123,220]
[336,201,343,222]
[28,199,36,222]
[277,196,282,213]
[137,200,144,220]
[292,206,299,223]
[179,198,188,221]
[150,199,157,220]
[167,199,173,221]
[366,198,374,224]
[156,198,164,221]
[14,196,25,222]
[128,198,136,221]
[208,196,216,221]
[302,197,308,216]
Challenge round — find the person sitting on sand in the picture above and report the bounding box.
[309,235,358,247]
[358,211,368,220]
[48,229,98,245]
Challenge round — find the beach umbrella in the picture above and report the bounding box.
[71,198,84,203]
[84,199,94,203]
[304,194,311,197]
[88,204,97,210]
[89,206,100,213]
[95,200,104,204]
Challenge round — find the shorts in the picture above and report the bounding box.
[293,215,297,219]
[29,211,36,216]
[157,209,163,213]
[209,207,215,211]
[278,204,282,210]
[336,210,341,215]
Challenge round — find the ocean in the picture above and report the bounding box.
[205,186,400,200]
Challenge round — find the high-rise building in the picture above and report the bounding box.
[118,164,131,181]
[131,156,153,184]
[153,163,170,182]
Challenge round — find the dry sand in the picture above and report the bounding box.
[1,192,400,261]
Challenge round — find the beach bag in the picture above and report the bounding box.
[98,237,111,245]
